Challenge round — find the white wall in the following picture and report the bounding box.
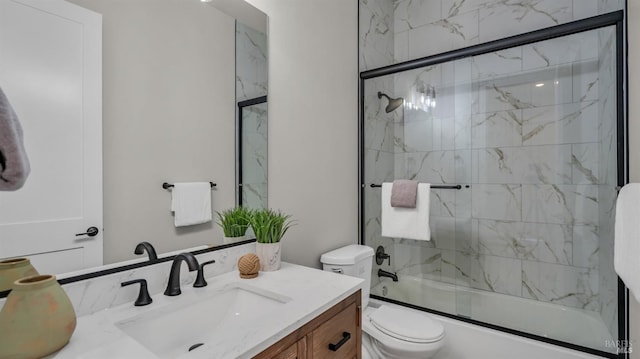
[628,0,639,355]
[69,0,237,263]
[245,0,359,268]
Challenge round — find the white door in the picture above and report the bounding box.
[0,0,102,274]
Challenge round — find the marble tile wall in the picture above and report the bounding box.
[236,22,268,102]
[364,75,397,286]
[241,102,268,209]
[392,41,611,311]
[360,0,624,71]
[360,0,623,339]
[360,0,395,71]
[597,25,619,340]
[237,22,268,208]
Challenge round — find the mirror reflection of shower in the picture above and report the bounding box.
[406,81,436,112]
[377,91,404,113]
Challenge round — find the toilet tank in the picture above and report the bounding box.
[321,245,374,306]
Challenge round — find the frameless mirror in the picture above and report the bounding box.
[0,0,267,277]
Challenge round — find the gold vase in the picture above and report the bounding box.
[0,258,38,292]
[0,275,77,359]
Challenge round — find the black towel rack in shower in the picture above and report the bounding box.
[162,182,216,190]
[369,183,469,190]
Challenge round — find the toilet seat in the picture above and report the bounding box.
[369,305,445,343]
[362,306,445,359]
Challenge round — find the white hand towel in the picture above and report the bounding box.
[381,182,431,241]
[615,183,640,301]
[171,182,212,227]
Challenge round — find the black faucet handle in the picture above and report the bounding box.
[376,245,391,266]
[121,279,153,306]
[193,259,216,288]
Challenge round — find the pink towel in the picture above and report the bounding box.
[391,180,418,208]
[0,87,30,191]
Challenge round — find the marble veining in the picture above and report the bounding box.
[471,110,523,148]
[471,48,523,81]
[478,1,573,43]
[360,0,394,70]
[360,0,622,332]
[522,261,599,310]
[236,23,267,102]
[474,145,573,185]
[407,10,479,59]
[478,220,572,265]
[241,102,268,209]
[571,143,599,185]
[573,225,599,269]
[522,30,598,71]
[521,101,599,146]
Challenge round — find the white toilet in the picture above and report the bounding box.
[321,244,445,359]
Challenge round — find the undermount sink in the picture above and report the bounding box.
[116,283,291,358]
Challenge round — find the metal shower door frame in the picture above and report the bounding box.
[358,10,627,359]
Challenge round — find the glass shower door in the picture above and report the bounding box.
[362,22,620,355]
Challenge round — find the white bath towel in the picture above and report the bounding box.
[381,182,430,241]
[170,182,212,227]
[615,183,640,301]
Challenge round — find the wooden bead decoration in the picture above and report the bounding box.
[238,253,260,279]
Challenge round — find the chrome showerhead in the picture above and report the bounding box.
[378,91,404,113]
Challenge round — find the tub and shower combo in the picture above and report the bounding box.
[359,9,627,359]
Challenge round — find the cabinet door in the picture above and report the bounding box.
[271,342,297,359]
[269,337,306,359]
[310,302,358,358]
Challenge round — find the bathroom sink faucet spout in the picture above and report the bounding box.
[164,253,199,296]
[134,241,158,261]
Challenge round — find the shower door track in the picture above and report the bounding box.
[358,10,627,359]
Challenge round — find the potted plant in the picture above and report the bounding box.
[251,209,295,271]
[216,207,253,244]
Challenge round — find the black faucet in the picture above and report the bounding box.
[375,246,391,265]
[164,253,199,296]
[193,259,216,288]
[121,279,153,306]
[378,269,398,282]
[134,241,158,261]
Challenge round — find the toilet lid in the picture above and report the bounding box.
[369,305,444,344]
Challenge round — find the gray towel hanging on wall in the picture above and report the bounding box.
[0,86,30,191]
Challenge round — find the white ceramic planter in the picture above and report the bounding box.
[223,235,247,245]
[255,242,281,271]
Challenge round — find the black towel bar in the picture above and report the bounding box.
[369,183,468,190]
[162,182,216,190]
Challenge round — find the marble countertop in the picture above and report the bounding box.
[50,262,363,359]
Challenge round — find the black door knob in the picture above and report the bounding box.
[75,226,99,237]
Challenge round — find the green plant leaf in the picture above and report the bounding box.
[249,208,295,243]
[215,207,253,237]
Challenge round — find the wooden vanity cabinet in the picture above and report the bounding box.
[253,290,362,359]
